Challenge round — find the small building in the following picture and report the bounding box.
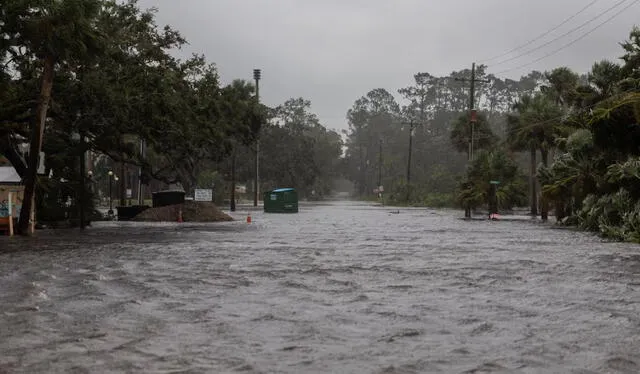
[0,166,23,232]
[263,188,298,213]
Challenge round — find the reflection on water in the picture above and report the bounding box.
[1,202,639,373]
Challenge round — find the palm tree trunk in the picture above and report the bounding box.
[17,54,55,235]
[540,148,549,221]
[529,146,538,216]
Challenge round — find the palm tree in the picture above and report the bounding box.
[542,67,580,108]
[457,148,527,213]
[507,93,563,219]
[450,111,497,159]
[507,95,538,216]
[537,129,599,221]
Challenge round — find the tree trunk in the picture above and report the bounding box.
[540,148,549,221]
[17,54,55,235]
[119,160,126,207]
[230,148,236,212]
[529,146,538,216]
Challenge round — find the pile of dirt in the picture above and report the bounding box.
[133,201,233,222]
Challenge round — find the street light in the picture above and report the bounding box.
[108,170,114,216]
[253,68,261,207]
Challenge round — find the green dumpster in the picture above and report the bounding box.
[263,188,298,213]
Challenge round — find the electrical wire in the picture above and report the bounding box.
[488,0,629,68]
[490,0,640,76]
[479,0,601,63]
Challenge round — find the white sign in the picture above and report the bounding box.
[194,189,213,201]
[37,152,46,175]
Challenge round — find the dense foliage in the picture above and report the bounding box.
[341,26,640,240]
[531,28,640,241]
[0,0,343,233]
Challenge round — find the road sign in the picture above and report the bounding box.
[194,189,213,201]
[489,180,500,185]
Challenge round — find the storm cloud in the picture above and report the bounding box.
[138,0,639,131]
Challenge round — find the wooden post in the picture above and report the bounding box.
[7,192,14,237]
[29,195,35,234]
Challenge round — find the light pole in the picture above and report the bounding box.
[108,170,114,216]
[253,68,261,207]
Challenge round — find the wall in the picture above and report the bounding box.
[0,185,24,218]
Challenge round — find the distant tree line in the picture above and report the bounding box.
[342,26,640,242]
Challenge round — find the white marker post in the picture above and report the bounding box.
[7,192,13,237]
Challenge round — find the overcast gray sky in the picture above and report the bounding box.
[138,0,639,132]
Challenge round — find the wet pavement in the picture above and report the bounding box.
[1,201,640,373]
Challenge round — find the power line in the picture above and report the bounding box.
[491,0,640,76]
[488,0,629,68]
[479,0,601,63]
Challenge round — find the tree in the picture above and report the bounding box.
[258,98,342,198]
[450,111,497,157]
[507,93,563,219]
[2,0,105,234]
[542,67,580,108]
[344,88,401,196]
[457,148,527,212]
[537,129,600,221]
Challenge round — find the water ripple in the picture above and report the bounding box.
[1,201,639,373]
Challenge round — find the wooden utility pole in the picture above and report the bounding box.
[401,120,418,202]
[253,69,261,207]
[456,62,489,218]
[79,133,86,230]
[377,138,383,188]
[137,138,145,206]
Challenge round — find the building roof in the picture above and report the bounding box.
[0,166,21,184]
[272,188,295,193]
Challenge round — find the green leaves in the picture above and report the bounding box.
[457,149,527,210]
[450,111,498,155]
[257,98,342,198]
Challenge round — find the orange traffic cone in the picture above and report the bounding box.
[246,212,252,224]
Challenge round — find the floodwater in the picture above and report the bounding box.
[1,201,640,373]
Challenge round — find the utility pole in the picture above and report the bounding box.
[399,75,430,204]
[377,139,382,188]
[253,69,261,207]
[401,120,418,202]
[456,62,489,218]
[137,138,145,206]
[377,138,383,204]
[79,133,86,230]
[407,121,414,186]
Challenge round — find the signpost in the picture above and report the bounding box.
[7,192,13,236]
[194,189,213,202]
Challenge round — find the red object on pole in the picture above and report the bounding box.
[470,109,477,123]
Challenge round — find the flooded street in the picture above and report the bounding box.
[1,201,640,373]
